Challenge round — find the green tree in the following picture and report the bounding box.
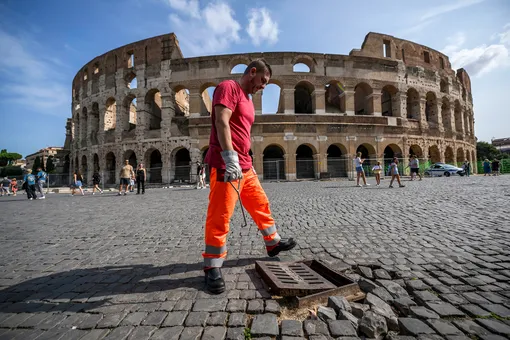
[32,156,42,173]
[0,149,22,166]
[45,156,56,173]
[477,141,509,161]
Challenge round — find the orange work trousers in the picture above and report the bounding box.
[202,167,281,268]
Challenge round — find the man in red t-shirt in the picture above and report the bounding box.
[203,59,297,294]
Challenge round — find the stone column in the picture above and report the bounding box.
[254,152,263,178]
[135,97,148,140]
[86,112,93,148]
[115,102,125,142]
[160,92,174,139]
[419,97,428,129]
[253,91,262,115]
[188,90,202,117]
[282,88,294,114]
[87,153,94,184]
[284,153,296,180]
[367,93,379,116]
[344,90,355,115]
[97,102,106,145]
[313,89,326,114]
[435,102,443,131]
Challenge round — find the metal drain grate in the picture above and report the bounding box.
[255,261,336,296]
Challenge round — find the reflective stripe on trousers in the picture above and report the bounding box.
[202,167,281,268]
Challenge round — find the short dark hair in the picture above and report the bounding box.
[244,58,272,77]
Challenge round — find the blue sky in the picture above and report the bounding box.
[0,0,509,158]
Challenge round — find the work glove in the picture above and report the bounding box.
[221,150,243,182]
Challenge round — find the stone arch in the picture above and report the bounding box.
[173,85,190,117]
[325,80,345,113]
[457,147,464,166]
[200,82,217,116]
[327,144,348,178]
[227,56,251,72]
[263,144,285,180]
[294,81,315,114]
[356,143,376,170]
[263,81,283,114]
[409,144,423,158]
[296,144,315,179]
[172,147,191,182]
[406,88,420,119]
[105,152,116,184]
[429,145,441,163]
[441,97,451,131]
[383,144,403,170]
[291,55,315,72]
[144,148,162,183]
[90,102,100,144]
[104,97,117,131]
[440,79,449,93]
[445,146,454,164]
[93,153,100,172]
[454,100,462,132]
[230,63,248,74]
[425,92,438,123]
[354,82,373,115]
[201,146,209,162]
[81,155,88,178]
[381,85,397,117]
[123,150,137,168]
[145,89,162,130]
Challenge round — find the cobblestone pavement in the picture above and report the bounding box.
[0,175,509,340]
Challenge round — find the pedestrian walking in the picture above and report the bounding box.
[483,159,491,176]
[119,160,134,196]
[23,170,37,200]
[1,177,11,196]
[92,171,103,195]
[71,170,85,196]
[10,178,18,196]
[465,160,471,177]
[371,162,382,186]
[35,167,47,199]
[491,159,500,176]
[407,155,422,181]
[389,157,405,188]
[196,162,206,189]
[202,59,296,294]
[136,163,146,195]
[355,152,369,187]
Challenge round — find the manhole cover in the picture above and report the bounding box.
[256,261,336,296]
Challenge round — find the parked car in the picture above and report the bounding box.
[424,163,465,177]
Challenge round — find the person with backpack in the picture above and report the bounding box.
[35,167,47,199]
[23,170,37,200]
[92,171,103,195]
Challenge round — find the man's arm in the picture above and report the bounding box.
[215,105,234,151]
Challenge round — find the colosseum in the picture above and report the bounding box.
[69,32,476,185]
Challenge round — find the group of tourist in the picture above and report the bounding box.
[482,158,502,176]
[5,168,49,200]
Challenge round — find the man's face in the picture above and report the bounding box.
[248,67,270,94]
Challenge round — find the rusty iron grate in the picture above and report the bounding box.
[256,260,365,307]
[255,261,336,296]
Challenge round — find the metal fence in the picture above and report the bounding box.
[476,159,510,174]
[263,160,286,181]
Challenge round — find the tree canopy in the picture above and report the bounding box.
[476,141,509,161]
[0,149,23,166]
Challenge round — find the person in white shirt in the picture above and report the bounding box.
[407,155,422,181]
[354,152,369,187]
[389,157,405,188]
[371,161,382,186]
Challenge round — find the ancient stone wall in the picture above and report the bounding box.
[69,32,477,184]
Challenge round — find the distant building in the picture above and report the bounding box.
[492,137,510,154]
[25,147,64,170]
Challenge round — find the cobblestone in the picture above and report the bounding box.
[0,178,509,338]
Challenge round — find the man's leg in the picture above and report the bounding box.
[202,168,238,293]
[240,169,296,257]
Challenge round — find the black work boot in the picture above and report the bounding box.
[204,267,225,294]
[267,238,297,257]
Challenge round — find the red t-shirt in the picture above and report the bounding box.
[205,80,254,170]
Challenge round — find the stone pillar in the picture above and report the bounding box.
[188,90,202,117]
[435,102,444,131]
[392,93,405,118]
[254,152,263,178]
[135,97,148,140]
[419,97,428,130]
[160,92,174,139]
[282,88,294,114]
[284,153,296,180]
[86,112,93,148]
[115,102,125,142]
[253,91,262,115]
[313,89,326,114]
[344,90,355,115]
[369,92,381,116]
[87,153,94,184]
[97,102,106,145]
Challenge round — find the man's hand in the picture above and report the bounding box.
[221,150,243,182]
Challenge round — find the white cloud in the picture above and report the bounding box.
[420,0,485,21]
[168,1,241,55]
[0,29,69,115]
[167,0,200,18]
[442,25,510,77]
[246,8,279,46]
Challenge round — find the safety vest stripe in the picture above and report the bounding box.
[264,234,281,246]
[204,257,224,268]
[260,224,277,236]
